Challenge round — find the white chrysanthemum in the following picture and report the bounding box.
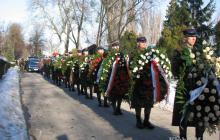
[136,74,140,79]
[141,62,145,66]
[193,60,196,64]
[204,122,209,127]
[196,80,202,86]
[208,113,215,118]
[139,67,143,70]
[145,59,149,63]
[212,117,217,121]
[145,53,149,56]
[206,55,211,60]
[205,47,210,51]
[199,95,205,101]
[147,56,151,59]
[190,53,195,59]
[193,73,197,78]
[199,64,204,69]
[209,96,216,102]
[204,88,209,93]
[202,40,208,45]
[209,50,214,56]
[196,105,202,111]
[155,57,159,62]
[215,111,220,116]
[214,105,220,111]
[160,54,165,59]
[211,89,216,94]
[151,49,155,52]
[188,73,193,79]
[213,80,218,86]
[196,52,201,56]
[138,60,142,65]
[149,52,152,55]
[101,77,104,80]
[161,61,164,65]
[204,116,209,122]
[198,122,203,127]
[205,106,211,113]
[156,50,159,53]
[140,54,146,60]
[197,112,202,118]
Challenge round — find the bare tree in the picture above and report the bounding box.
[29,26,45,56]
[102,0,156,44]
[31,0,91,52]
[140,7,162,45]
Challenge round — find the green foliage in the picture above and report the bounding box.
[119,31,138,58]
[158,0,215,58]
[215,20,220,46]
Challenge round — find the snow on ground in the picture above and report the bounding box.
[155,80,177,112]
[0,67,28,140]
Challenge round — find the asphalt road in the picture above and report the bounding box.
[20,72,219,140]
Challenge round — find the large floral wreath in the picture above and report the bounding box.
[129,47,172,103]
[98,51,120,95]
[176,43,220,134]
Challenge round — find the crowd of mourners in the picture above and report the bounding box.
[21,28,220,140]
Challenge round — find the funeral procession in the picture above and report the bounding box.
[1,0,220,140]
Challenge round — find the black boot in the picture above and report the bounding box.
[116,99,123,115]
[136,116,144,129]
[143,107,154,129]
[89,86,93,99]
[103,97,109,107]
[112,100,118,115]
[97,92,102,107]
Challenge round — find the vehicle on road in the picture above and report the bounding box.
[27,57,40,72]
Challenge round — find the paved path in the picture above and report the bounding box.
[20,72,219,140]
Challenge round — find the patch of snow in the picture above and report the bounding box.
[0,67,28,140]
[0,56,8,62]
[155,80,177,112]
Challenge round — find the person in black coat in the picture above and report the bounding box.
[171,28,205,140]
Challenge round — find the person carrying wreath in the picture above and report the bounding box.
[172,28,220,140]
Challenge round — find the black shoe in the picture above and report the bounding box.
[117,109,123,115]
[143,121,155,129]
[104,104,109,107]
[136,121,144,129]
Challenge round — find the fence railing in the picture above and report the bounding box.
[0,56,10,79]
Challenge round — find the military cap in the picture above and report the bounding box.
[137,36,147,42]
[77,50,82,53]
[111,41,120,47]
[183,28,198,37]
[96,46,105,51]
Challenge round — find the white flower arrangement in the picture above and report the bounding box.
[209,96,216,102]
[205,106,211,113]
[198,95,205,101]
[204,88,209,93]
[196,105,202,111]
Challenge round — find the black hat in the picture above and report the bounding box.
[183,28,198,37]
[137,36,147,42]
[96,47,104,51]
[111,41,120,47]
[77,50,82,53]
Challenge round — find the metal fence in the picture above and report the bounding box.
[0,56,10,79]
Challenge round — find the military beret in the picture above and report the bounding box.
[137,36,147,42]
[183,28,198,37]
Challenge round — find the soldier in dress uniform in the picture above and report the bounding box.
[105,41,130,115]
[93,47,109,107]
[130,37,155,129]
[171,28,205,140]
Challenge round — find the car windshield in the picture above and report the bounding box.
[29,59,39,66]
